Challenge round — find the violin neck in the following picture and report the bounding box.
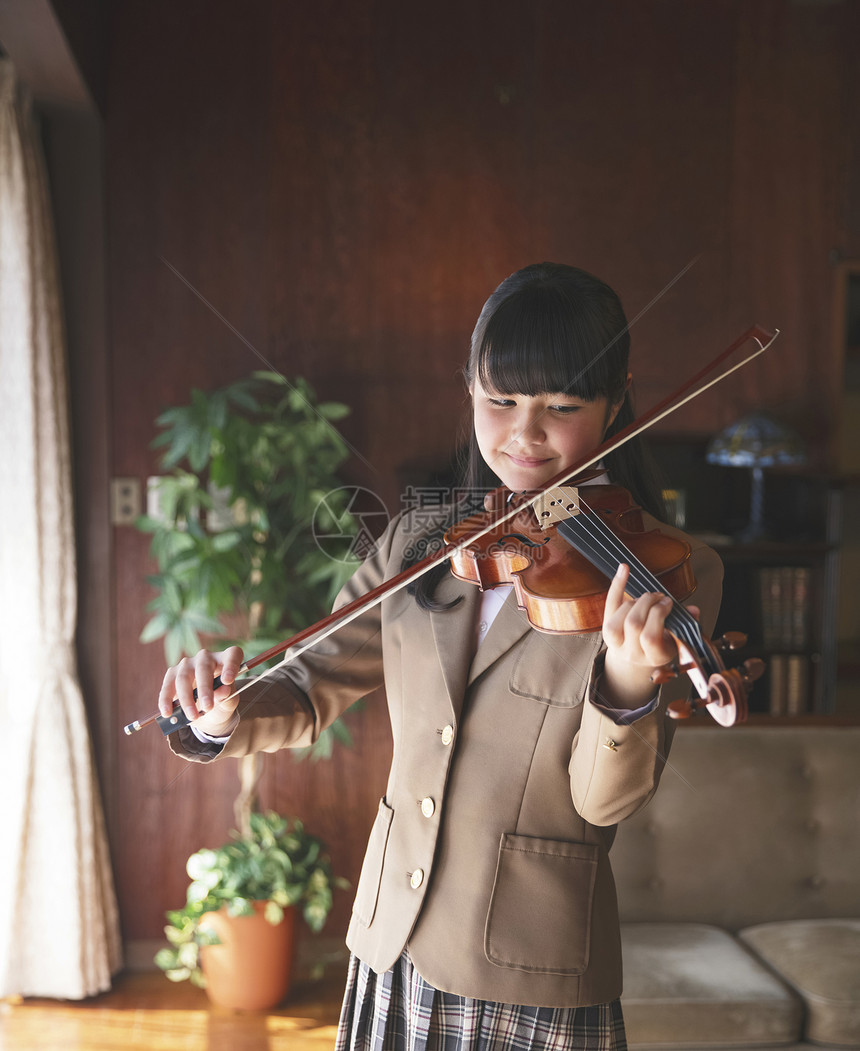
[555,509,726,690]
[553,514,690,636]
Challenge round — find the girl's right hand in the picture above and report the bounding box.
[158,646,245,737]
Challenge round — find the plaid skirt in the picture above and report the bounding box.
[335,951,628,1051]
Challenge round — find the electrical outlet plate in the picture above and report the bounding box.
[146,476,167,523]
[110,477,141,525]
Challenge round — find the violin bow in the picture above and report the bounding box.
[124,324,779,737]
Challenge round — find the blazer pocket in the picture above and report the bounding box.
[509,632,603,707]
[352,798,394,929]
[485,833,599,975]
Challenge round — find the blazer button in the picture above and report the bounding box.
[410,869,424,889]
[420,797,435,818]
[440,725,454,746]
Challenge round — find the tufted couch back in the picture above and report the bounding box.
[611,725,860,930]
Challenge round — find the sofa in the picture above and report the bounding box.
[611,725,860,1049]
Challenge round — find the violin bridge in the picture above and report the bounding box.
[533,487,582,530]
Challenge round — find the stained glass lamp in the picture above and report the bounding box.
[705,413,807,542]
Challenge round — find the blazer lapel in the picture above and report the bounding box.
[429,575,536,711]
[467,587,531,686]
[428,574,480,717]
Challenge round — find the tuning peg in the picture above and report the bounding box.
[651,665,678,685]
[741,658,765,683]
[667,698,695,720]
[716,631,747,651]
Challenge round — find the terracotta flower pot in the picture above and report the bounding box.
[199,901,296,1010]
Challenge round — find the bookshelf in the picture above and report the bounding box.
[709,536,838,717]
[651,440,845,721]
[646,259,860,723]
[833,263,860,717]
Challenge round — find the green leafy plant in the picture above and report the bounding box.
[137,371,363,757]
[155,811,348,987]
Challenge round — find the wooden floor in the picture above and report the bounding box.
[0,967,348,1051]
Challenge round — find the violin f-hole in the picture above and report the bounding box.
[497,532,550,549]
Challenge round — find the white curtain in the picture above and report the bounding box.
[0,60,122,998]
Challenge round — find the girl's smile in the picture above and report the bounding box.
[471,377,622,491]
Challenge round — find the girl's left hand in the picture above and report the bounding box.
[600,563,698,709]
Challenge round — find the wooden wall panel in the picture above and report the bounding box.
[99,0,858,946]
[724,0,847,450]
[532,0,738,428]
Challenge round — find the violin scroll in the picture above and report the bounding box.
[664,640,765,727]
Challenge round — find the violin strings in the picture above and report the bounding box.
[576,507,702,648]
[554,503,711,670]
[583,508,708,666]
[570,514,708,669]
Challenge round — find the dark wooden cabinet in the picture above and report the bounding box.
[832,264,860,718]
[710,536,838,717]
[651,440,848,720]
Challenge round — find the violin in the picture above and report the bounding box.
[446,472,696,634]
[446,478,764,726]
[124,324,778,738]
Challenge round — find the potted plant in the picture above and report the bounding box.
[141,373,359,1006]
[155,810,348,1009]
[136,369,363,757]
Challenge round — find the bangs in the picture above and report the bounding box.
[475,283,628,402]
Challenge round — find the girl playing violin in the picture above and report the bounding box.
[160,262,722,1050]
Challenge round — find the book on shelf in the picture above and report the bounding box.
[767,653,810,716]
[759,566,811,650]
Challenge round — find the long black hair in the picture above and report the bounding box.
[407,262,667,611]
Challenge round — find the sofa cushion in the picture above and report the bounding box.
[738,919,860,1047]
[612,728,860,932]
[620,923,802,1048]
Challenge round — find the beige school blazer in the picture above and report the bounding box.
[170,507,723,1008]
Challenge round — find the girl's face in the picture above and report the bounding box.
[471,376,622,491]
